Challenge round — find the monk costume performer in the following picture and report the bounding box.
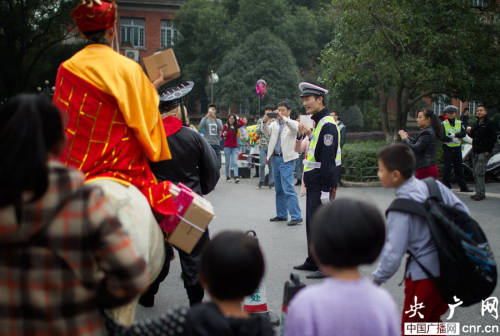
[53,0,175,325]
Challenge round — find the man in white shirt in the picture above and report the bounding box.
[264,101,303,226]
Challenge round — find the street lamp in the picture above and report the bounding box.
[209,70,219,103]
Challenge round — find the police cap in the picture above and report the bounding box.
[443,105,458,114]
[299,82,329,97]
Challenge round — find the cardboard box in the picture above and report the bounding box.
[159,183,214,253]
[143,48,181,83]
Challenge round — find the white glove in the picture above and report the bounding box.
[320,191,330,204]
[452,137,460,144]
[448,133,455,138]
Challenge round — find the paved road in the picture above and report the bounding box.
[136,174,500,333]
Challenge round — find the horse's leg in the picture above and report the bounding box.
[87,180,166,325]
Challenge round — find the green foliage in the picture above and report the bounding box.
[214,30,301,114]
[174,0,333,114]
[0,0,78,99]
[320,0,500,138]
[341,141,385,181]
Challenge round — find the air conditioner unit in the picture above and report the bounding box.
[124,49,139,62]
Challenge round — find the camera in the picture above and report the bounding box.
[267,112,278,118]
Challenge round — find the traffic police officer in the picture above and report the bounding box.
[293,82,341,279]
[441,105,470,192]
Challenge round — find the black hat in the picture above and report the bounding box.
[159,81,194,103]
[299,82,329,97]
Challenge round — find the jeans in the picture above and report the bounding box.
[210,144,221,170]
[259,145,274,185]
[224,147,239,178]
[295,153,304,180]
[473,152,487,197]
[272,156,302,221]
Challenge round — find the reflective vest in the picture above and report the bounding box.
[442,119,462,148]
[303,115,341,172]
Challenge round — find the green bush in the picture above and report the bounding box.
[341,141,385,181]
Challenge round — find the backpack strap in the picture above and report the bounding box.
[386,197,440,289]
[423,177,443,202]
[386,198,426,218]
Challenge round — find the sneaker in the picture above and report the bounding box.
[269,183,274,189]
[234,177,240,184]
[293,262,317,271]
[256,182,263,189]
[470,194,485,201]
[269,216,287,222]
[287,218,303,226]
[226,177,231,183]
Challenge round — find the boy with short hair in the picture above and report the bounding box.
[373,144,470,334]
[285,198,399,336]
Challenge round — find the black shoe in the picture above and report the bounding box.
[471,194,485,201]
[460,188,472,192]
[293,262,318,271]
[234,177,240,183]
[269,184,274,189]
[306,270,326,279]
[288,218,303,226]
[257,182,263,189]
[270,216,287,222]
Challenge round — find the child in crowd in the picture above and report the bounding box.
[285,198,399,336]
[372,144,469,335]
[109,231,274,336]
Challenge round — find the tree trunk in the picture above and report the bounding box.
[376,77,391,143]
[395,86,410,143]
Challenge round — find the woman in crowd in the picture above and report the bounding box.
[0,95,148,336]
[222,114,241,183]
[398,109,442,179]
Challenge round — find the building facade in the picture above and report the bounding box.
[117,0,185,62]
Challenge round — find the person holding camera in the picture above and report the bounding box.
[256,105,275,189]
[263,101,303,226]
[199,104,223,170]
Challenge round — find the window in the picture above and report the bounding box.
[471,0,488,9]
[468,101,480,115]
[120,18,145,48]
[432,94,449,115]
[160,20,177,49]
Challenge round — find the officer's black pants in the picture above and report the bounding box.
[443,147,467,190]
[305,190,324,266]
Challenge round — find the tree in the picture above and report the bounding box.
[174,0,334,115]
[321,0,499,141]
[0,0,77,99]
[214,29,301,116]
[173,0,233,114]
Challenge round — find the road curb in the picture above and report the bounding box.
[340,179,382,188]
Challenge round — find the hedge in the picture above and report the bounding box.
[341,141,385,181]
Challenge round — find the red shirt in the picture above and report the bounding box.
[222,124,239,148]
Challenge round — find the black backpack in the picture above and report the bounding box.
[387,178,497,306]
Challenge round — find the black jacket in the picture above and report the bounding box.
[470,117,497,154]
[403,126,438,169]
[303,107,340,192]
[186,302,274,336]
[150,126,220,195]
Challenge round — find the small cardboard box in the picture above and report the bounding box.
[143,48,181,83]
[159,183,214,253]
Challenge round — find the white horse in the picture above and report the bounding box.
[87,179,166,326]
